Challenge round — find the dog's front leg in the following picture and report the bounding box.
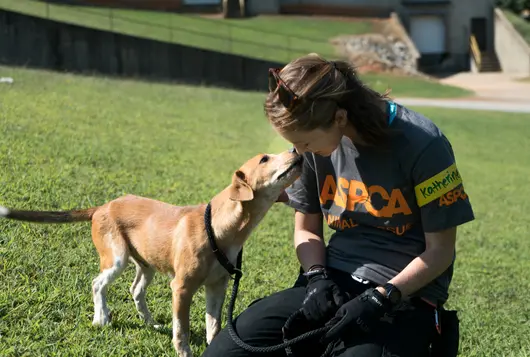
[171,278,193,357]
[205,276,229,345]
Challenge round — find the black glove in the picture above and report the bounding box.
[301,267,348,323]
[322,288,392,343]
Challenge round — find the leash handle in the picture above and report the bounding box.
[226,267,335,356]
[203,201,337,356]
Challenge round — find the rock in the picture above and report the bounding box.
[331,33,421,76]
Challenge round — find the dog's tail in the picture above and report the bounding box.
[0,205,98,223]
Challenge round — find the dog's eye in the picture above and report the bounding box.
[259,155,269,164]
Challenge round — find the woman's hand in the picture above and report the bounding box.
[293,211,347,322]
[301,268,348,322]
[322,288,391,343]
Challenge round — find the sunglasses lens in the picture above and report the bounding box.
[278,86,294,109]
[268,68,297,110]
[268,72,277,93]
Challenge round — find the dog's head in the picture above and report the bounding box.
[228,148,303,202]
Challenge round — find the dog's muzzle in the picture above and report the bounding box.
[277,155,303,180]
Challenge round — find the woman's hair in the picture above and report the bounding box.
[264,53,393,146]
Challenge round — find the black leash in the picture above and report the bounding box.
[204,202,335,356]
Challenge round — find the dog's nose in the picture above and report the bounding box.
[289,147,297,154]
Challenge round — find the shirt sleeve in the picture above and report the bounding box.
[284,154,322,215]
[412,135,475,233]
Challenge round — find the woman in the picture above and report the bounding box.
[201,53,474,357]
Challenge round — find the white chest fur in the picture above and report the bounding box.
[204,244,241,285]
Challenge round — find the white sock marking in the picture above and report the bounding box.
[0,206,9,217]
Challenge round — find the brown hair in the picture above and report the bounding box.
[264,53,393,147]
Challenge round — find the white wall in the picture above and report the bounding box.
[494,8,530,75]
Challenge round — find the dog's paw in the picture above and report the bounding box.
[92,312,112,326]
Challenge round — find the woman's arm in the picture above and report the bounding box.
[383,135,474,300]
[294,211,326,272]
[377,227,456,298]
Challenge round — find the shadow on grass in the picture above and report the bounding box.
[109,318,206,346]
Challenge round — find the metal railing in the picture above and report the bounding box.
[0,0,340,63]
[470,34,482,70]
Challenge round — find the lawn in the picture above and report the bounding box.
[0,65,528,357]
[0,0,372,63]
[503,10,530,45]
[0,0,473,99]
[362,73,472,99]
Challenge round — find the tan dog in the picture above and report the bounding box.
[0,149,303,356]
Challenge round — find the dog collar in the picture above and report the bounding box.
[204,202,243,278]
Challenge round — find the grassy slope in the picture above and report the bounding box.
[0,0,371,62]
[0,0,473,98]
[1,66,527,356]
[503,10,530,45]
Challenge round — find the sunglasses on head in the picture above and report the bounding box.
[268,68,301,111]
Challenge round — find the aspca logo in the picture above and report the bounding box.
[319,176,412,218]
[414,163,463,207]
[439,186,468,207]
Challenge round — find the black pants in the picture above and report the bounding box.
[201,268,437,357]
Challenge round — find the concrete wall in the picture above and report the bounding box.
[0,9,284,92]
[246,0,280,16]
[396,0,493,72]
[248,0,493,72]
[494,8,530,75]
[449,0,493,56]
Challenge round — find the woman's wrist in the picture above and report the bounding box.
[307,264,325,272]
[295,236,326,273]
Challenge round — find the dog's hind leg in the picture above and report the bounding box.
[205,276,229,345]
[91,231,129,327]
[129,259,157,327]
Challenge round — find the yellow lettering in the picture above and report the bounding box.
[347,180,369,211]
[367,185,389,217]
[438,186,468,207]
[321,175,414,220]
[387,189,413,216]
[320,175,336,205]
[375,223,413,236]
[335,177,349,209]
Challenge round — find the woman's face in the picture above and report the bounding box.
[274,112,347,157]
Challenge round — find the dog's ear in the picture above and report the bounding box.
[229,170,254,202]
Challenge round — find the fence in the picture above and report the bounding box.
[0,0,339,64]
[0,7,298,91]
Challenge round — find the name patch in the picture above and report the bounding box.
[414,163,462,207]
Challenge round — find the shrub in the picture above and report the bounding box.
[496,0,530,13]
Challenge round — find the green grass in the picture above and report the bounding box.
[0,0,372,63]
[362,73,473,99]
[1,65,527,356]
[0,0,473,98]
[503,10,530,45]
